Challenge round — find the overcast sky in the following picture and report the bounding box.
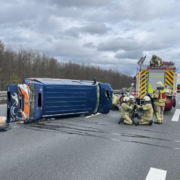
[0,0,180,81]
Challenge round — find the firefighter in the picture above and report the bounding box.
[151,81,166,124]
[129,95,136,119]
[150,54,162,67]
[136,96,154,126]
[112,94,120,111]
[118,97,137,125]
[129,83,135,94]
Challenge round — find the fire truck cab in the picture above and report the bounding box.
[135,56,178,111]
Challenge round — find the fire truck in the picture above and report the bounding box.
[135,56,178,111]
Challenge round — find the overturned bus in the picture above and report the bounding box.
[7,78,113,123]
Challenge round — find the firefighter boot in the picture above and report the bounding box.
[118,118,124,124]
[154,121,161,124]
[149,121,153,126]
[133,121,138,126]
[135,113,139,119]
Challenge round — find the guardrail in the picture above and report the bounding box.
[113,90,121,94]
[0,91,7,101]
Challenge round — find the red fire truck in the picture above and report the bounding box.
[135,56,178,111]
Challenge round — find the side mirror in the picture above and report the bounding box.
[93,77,96,85]
[134,76,136,82]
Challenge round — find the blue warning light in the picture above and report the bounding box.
[137,67,139,71]
[177,68,179,71]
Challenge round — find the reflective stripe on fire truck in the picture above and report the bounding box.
[148,83,154,93]
[174,73,178,96]
[165,71,175,91]
[139,70,148,99]
[136,72,140,97]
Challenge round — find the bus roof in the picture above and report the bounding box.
[24,78,97,86]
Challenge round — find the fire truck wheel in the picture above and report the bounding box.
[173,98,176,108]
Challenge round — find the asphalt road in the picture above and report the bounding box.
[0,96,180,180]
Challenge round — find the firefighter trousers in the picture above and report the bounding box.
[138,119,150,125]
[122,115,133,125]
[138,115,151,125]
[154,104,165,123]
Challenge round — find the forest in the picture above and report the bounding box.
[0,40,133,91]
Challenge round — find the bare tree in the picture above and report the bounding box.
[0,40,133,90]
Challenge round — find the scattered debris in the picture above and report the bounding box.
[0,116,10,131]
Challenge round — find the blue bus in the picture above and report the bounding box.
[7,78,113,123]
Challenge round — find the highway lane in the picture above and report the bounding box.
[0,95,180,180]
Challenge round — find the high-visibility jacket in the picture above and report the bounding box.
[137,103,153,121]
[150,57,162,66]
[152,88,166,106]
[112,94,119,106]
[158,89,166,103]
[121,103,133,118]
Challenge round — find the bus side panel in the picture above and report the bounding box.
[42,85,97,117]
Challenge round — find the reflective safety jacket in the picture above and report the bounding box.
[150,57,162,66]
[158,89,166,103]
[137,103,154,121]
[112,94,119,106]
[152,88,166,106]
[121,103,133,118]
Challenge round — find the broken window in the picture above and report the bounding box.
[106,90,111,100]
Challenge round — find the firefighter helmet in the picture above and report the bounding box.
[152,54,157,59]
[157,81,163,87]
[124,97,129,102]
[129,95,134,100]
[143,96,151,102]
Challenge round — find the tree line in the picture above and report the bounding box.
[0,40,133,91]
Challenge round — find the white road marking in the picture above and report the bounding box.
[179,101,180,104]
[171,109,180,122]
[145,168,167,180]
[0,104,6,106]
[112,139,120,142]
[174,140,180,142]
[112,133,120,136]
[85,116,92,118]
[85,113,101,118]
[175,148,180,150]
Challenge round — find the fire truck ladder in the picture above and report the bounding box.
[137,55,146,66]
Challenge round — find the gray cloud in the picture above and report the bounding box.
[83,42,96,49]
[63,27,80,38]
[97,37,139,52]
[62,24,111,38]
[0,0,180,78]
[115,50,143,59]
[46,0,110,7]
[81,24,111,35]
